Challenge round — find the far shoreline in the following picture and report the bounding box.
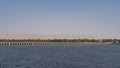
[0,39,119,45]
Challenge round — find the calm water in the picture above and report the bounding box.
[0,44,120,68]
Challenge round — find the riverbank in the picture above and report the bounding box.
[0,42,113,46]
[0,39,119,45]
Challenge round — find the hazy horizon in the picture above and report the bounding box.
[0,0,120,39]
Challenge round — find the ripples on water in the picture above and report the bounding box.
[0,44,120,68]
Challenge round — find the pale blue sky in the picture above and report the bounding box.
[0,0,120,39]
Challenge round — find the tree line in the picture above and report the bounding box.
[0,39,119,44]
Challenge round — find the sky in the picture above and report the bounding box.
[0,0,120,39]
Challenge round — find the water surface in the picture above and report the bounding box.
[0,44,120,68]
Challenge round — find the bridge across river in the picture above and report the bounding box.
[0,42,70,46]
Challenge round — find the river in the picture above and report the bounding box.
[0,44,120,68]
